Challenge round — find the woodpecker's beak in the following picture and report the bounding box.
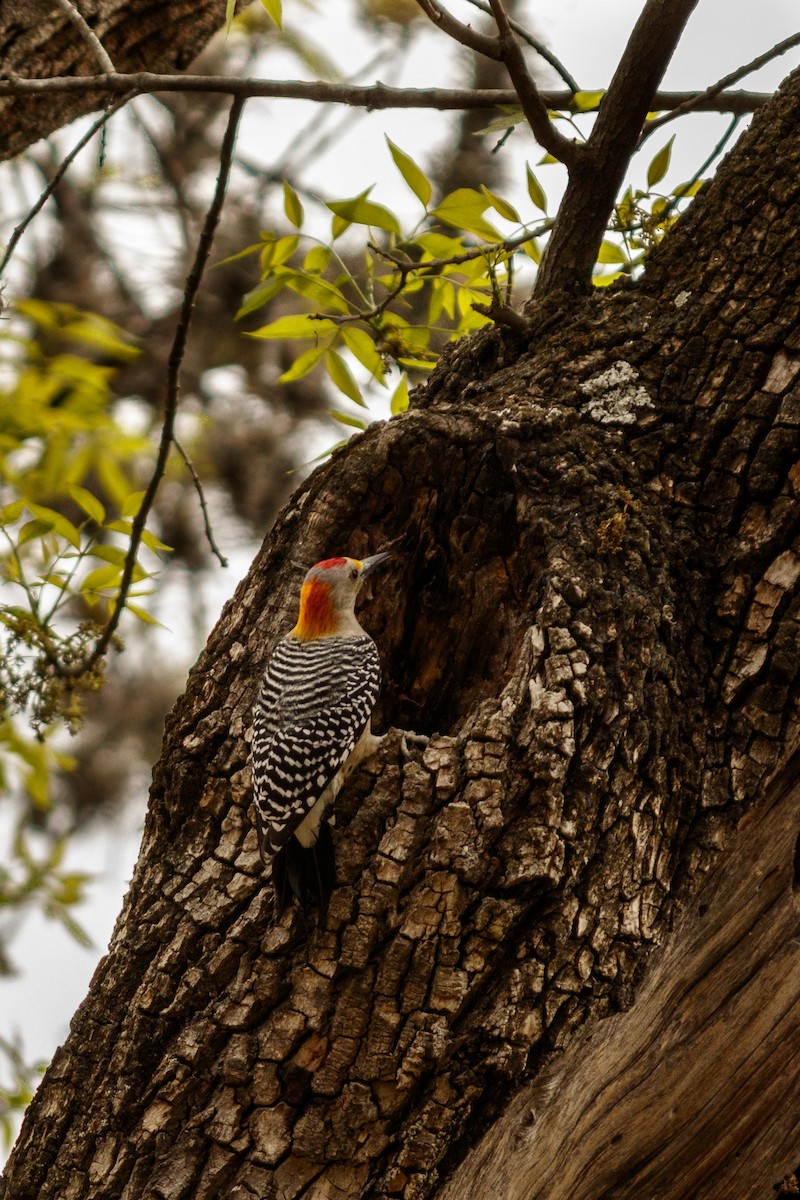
[360,551,392,578]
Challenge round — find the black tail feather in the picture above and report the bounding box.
[272,823,335,921]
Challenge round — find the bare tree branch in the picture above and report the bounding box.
[534,0,701,297]
[462,0,580,93]
[487,0,579,167]
[413,0,501,59]
[644,28,800,136]
[173,437,229,570]
[57,95,245,678]
[47,0,117,74]
[0,72,772,118]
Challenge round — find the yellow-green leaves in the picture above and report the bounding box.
[283,181,304,228]
[526,166,548,213]
[239,153,551,428]
[647,136,674,188]
[0,301,171,737]
[571,90,605,113]
[260,0,282,27]
[327,189,401,236]
[387,139,431,208]
[67,483,105,526]
[430,188,501,242]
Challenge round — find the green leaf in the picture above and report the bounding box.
[249,314,338,340]
[340,326,385,381]
[120,492,145,519]
[571,90,605,113]
[126,602,163,626]
[17,518,53,546]
[597,240,628,265]
[281,270,350,313]
[523,239,541,264]
[67,483,105,525]
[0,500,25,526]
[390,374,410,415]
[260,0,282,27]
[480,185,520,223]
[236,277,286,319]
[329,409,368,431]
[27,504,81,549]
[260,234,300,272]
[326,351,365,407]
[140,529,172,554]
[387,139,431,208]
[647,137,674,188]
[327,191,401,236]
[225,0,236,30]
[526,165,547,213]
[283,181,304,229]
[80,564,121,593]
[672,179,703,199]
[473,106,525,136]
[104,518,133,536]
[214,242,264,267]
[593,269,625,288]
[87,544,128,566]
[331,213,350,240]
[279,341,331,383]
[397,356,435,371]
[431,189,500,242]
[304,245,332,274]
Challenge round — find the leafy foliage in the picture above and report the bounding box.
[234,143,551,431]
[0,302,171,735]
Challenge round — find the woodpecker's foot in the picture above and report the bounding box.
[400,731,430,756]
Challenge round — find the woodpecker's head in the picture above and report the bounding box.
[292,552,391,640]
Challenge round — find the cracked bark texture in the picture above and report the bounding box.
[4,56,800,1200]
[0,0,223,161]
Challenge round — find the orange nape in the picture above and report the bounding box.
[292,578,337,640]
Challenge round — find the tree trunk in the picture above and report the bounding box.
[4,50,800,1200]
[0,0,223,161]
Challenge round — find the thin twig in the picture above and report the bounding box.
[487,0,579,167]
[313,225,551,327]
[644,29,800,136]
[413,0,501,59]
[58,95,245,677]
[462,0,579,92]
[371,223,551,273]
[48,0,116,73]
[173,437,229,568]
[0,73,772,117]
[0,93,131,277]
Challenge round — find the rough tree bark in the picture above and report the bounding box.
[0,0,223,161]
[4,28,800,1200]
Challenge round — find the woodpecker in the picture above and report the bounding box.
[252,552,391,916]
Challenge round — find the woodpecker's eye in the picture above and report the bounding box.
[350,568,359,580]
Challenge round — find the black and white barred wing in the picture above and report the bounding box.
[251,635,381,859]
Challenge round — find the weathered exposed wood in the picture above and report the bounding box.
[436,751,800,1200]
